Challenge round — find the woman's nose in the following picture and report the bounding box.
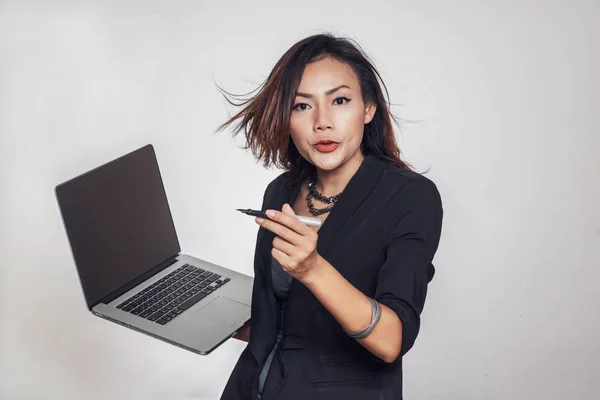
[314,108,334,131]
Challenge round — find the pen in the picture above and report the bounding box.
[236,208,322,227]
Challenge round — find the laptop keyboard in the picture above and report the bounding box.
[116,263,230,325]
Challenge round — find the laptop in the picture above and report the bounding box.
[55,144,253,355]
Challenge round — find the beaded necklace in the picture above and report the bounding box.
[306,169,343,216]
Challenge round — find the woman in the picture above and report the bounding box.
[216,33,443,400]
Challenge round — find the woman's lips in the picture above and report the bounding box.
[314,142,339,153]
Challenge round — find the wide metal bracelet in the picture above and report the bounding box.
[344,297,382,339]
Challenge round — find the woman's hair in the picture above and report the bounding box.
[215,32,413,184]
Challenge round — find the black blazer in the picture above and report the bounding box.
[220,154,443,400]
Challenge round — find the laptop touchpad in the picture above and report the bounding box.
[196,296,249,327]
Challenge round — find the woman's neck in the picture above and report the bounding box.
[313,151,365,196]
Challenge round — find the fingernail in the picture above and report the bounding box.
[255,217,264,224]
[266,210,275,218]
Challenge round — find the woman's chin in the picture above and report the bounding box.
[308,153,345,171]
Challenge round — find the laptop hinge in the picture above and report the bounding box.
[96,255,180,307]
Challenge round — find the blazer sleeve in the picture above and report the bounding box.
[373,177,443,363]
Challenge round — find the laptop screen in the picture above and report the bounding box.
[55,145,181,310]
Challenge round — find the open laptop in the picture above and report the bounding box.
[55,144,253,355]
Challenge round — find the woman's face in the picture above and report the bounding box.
[289,57,376,173]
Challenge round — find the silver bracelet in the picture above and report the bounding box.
[344,297,382,339]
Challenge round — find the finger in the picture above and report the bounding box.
[265,208,309,235]
[272,236,295,257]
[257,217,302,245]
[271,247,291,268]
[282,203,295,215]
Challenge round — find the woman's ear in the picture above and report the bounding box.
[364,102,377,124]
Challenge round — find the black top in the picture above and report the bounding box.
[271,256,292,306]
[220,154,443,400]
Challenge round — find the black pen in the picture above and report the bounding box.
[236,208,322,227]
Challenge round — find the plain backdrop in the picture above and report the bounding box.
[1,1,599,399]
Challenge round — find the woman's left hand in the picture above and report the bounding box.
[256,203,322,282]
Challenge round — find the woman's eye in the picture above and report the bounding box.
[293,103,310,111]
[334,97,351,105]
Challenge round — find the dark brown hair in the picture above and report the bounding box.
[215,32,413,184]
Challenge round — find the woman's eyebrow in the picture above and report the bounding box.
[296,84,351,99]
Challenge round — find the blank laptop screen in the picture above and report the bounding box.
[56,145,180,310]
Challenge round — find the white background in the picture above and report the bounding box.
[1,1,599,399]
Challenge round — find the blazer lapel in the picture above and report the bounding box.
[247,171,306,363]
[314,154,387,257]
